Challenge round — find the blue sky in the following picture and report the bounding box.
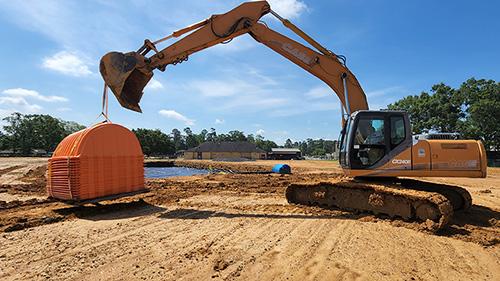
[0,0,498,144]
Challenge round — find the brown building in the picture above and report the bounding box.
[183,141,266,160]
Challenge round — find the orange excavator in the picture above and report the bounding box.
[99,1,487,230]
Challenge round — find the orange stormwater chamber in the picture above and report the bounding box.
[47,122,144,201]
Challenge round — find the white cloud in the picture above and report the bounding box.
[365,86,409,110]
[0,96,42,113]
[209,36,258,53]
[366,86,404,98]
[189,79,256,97]
[271,101,340,117]
[275,130,289,135]
[187,77,289,111]
[145,78,164,91]
[221,96,288,110]
[256,129,265,135]
[246,68,278,86]
[304,85,331,99]
[266,0,308,19]
[2,88,68,102]
[158,109,195,125]
[42,51,92,77]
[0,87,69,115]
[0,1,139,55]
[215,118,225,124]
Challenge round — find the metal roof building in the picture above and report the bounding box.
[184,141,266,160]
[268,148,302,160]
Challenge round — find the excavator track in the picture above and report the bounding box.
[285,178,472,231]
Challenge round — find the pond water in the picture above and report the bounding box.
[144,167,210,179]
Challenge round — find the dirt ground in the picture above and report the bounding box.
[0,158,498,280]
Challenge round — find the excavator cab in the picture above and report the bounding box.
[340,110,412,171]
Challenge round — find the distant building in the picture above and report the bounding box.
[0,149,14,157]
[0,149,51,157]
[32,149,49,156]
[268,148,302,160]
[183,141,266,160]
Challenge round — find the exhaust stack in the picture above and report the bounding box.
[99,52,153,112]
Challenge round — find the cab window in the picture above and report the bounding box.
[353,117,385,167]
[355,119,385,145]
[390,116,405,147]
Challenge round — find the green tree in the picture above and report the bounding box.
[197,129,208,144]
[312,147,326,156]
[171,128,185,151]
[388,83,462,133]
[228,130,247,142]
[2,112,26,154]
[133,128,174,156]
[388,92,432,133]
[427,83,463,132]
[254,134,277,152]
[388,78,499,150]
[63,121,85,135]
[458,78,500,150]
[246,134,255,143]
[2,112,85,155]
[0,131,9,150]
[183,127,199,149]
[206,128,217,142]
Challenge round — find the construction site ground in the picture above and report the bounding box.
[0,157,498,280]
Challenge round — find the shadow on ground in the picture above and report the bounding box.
[452,205,500,227]
[159,207,367,221]
[54,199,166,221]
[437,205,500,246]
[159,204,500,247]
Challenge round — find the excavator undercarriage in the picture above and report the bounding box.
[286,178,472,231]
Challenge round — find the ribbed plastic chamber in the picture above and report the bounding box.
[47,122,144,200]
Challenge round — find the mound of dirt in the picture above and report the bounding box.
[174,160,272,173]
[0,163,47,197]
[0,165,24,177]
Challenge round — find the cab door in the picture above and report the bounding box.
[348,112,388,169]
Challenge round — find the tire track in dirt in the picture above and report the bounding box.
[1,207,210,280]
[66,207,267,280]
[1,160,499,280]
[1,198,499,281]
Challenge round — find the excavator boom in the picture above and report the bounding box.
[99,0,367,114]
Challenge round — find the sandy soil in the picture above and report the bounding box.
[0,158,499,280]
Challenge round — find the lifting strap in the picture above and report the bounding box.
[101,83,110,121]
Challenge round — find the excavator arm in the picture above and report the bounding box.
[99,0,368,116]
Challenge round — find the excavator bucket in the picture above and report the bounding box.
[99,52,153,112]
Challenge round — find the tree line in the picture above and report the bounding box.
[133,128,342,157]
[284,138,338,157]
[387,78,499,150]
[132,127,278,156]
[0,77,496,156]
[0,112,340,157]
[0,113,284,157]
[0,113,85,155]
